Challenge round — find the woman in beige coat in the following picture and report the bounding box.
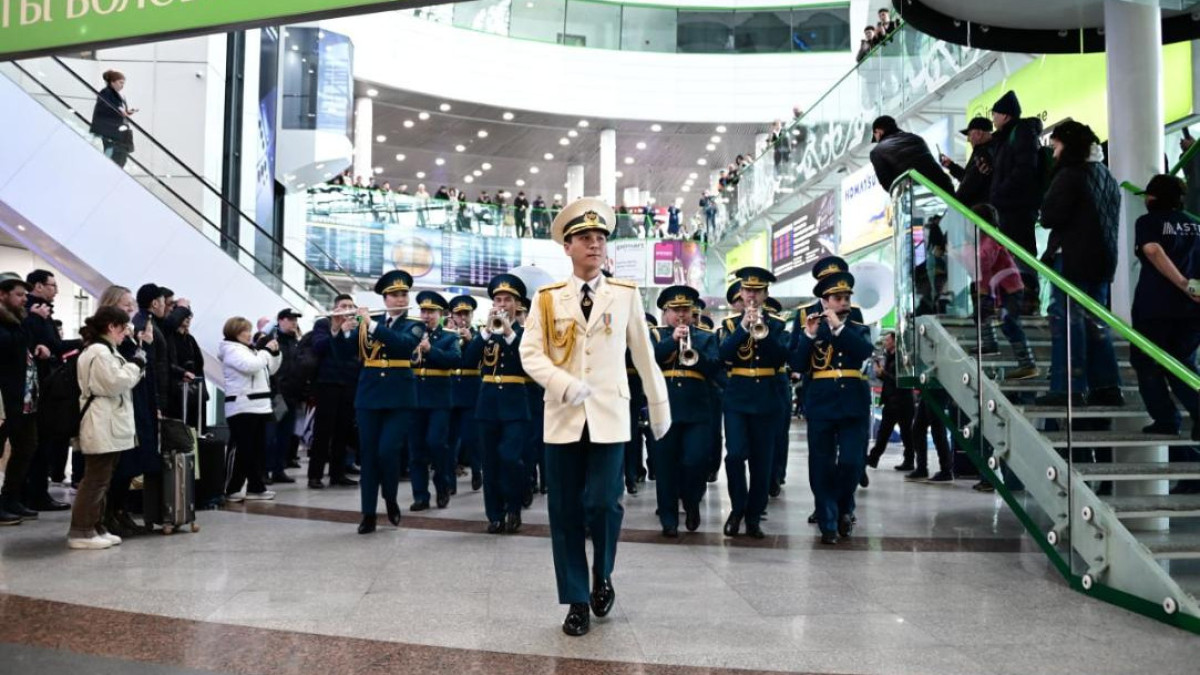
[67,306,146,550]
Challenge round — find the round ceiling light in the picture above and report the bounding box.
[366,88,378,97]
[455,144,466,152]
[375,135,387,143]
[650,124,662,132]
[502,112,515,121]
[418,112,430,121]
[439,103,452,112]
[636,141,646,150]
[403,120,414,128]
[716,125,727,133]
[482,162,493,170]
[530,166,539,174]
[543,153,554,160]
[395,154,406,161]
[435,158,445,166]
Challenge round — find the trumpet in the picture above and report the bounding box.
[747,301,769,341]
[679,329,699,367]
[320,307,389,318]
[488,310,509,333]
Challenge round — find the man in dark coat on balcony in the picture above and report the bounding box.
[868,116,956,197]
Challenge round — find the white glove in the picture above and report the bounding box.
[651,420,671,441]
[567,381,592,407]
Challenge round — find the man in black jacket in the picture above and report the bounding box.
[260,308,303,484]
[940,117,995,209]
[988,91,1044,266]
[0,274,44,525]
[307,296,360,489]
[134,284,171,416]
[869,116,956,196]
[23,270,77,511]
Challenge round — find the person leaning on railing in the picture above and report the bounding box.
[1130,175,1200,456]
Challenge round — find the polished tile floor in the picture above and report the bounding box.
[1,425,1198,675]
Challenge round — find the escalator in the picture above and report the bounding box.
[0,56,362,383]
[891,170,1200,633]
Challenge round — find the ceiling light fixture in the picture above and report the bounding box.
[716,125,727,133]
[706,144,716,152]
[615,171,623,178]
[543,153,554,160]
[375,134,387,143]
[624,157,634,165]
[578,120,589,128]
[439,103,452,112]
[554,193,563,200]
[418,111,430,121]
[650,124,662,132]
[697,158,707,165]
[403,120,414,128]
[366,88,379,97]
[688,172,698,179]
[636,141,646,150]
[464,175,474,183]
[516,179,526,186]
[482,162,492,170]
[478,130,489,138]
[530,166,539,174]
[502,112,515,121]
[681,185,691,192]
[455,144,466,152]
[435,158,445,166]
[416,171,426,179]
[373,166,383,174]
[473,170,483,177]
[559,138,570,146]
[711,135,721,143]
[396,154,406,161]
[567,130,578,138]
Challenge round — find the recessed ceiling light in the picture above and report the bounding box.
[623,157,634,165]
[372,166,383,174]
[543,153,554,160]
[396,154,406,161]
[563,182,569,188]
[416,171,426,178]
[568,130,578,138]
[706,144,716,152]
[651,124,662,132]
[636,141,646,150]
[516,179,526,186]
[530,166,539,174]
[418,111,430,121]
[482,162,492,170]
[375,134,387,143]
[502,111,515,121]
[367,88,379,97]
[403,120,414,128]
[578,120,590,128]
[711,135,721,143]
[439,103,452,112]
[464,175,474,183]
[615,171,624,178]
[697,158,707,165]
[716,125,727,133]
[554,193,563,200]
[455,144,466,152]
[478,130,489,138]
[681,185,691,192]
[688,172,698,179]
[559,138,570,146]
[473,170,483,177]
[435,158,445,166]
[526,1,533,7]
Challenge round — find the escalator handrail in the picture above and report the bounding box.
[900,168,1200,391]
[40,56,366,294]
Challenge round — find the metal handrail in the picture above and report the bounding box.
[902,168,1200,391]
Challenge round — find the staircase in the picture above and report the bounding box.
[913,302,1200,632]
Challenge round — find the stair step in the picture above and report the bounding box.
[998,382,1140,393]
[938,315,1050,327]
[1075,463,1200,480]
[982,358,1133,369]
[1105,494,1200,518]
[1134,532,1200,560]
[1043,431,1195,448]
[1015,405,1147,419]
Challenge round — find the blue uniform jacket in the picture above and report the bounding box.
[788,302,865,351]
[414,326,462,410]
[652,326,719,424]
[351,315,423,410]
[465,327,531,422]
[451,328,481,409]
[719,314,789,414]
[789,320,874,419]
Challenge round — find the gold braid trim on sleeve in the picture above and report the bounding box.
[539,290,576,367]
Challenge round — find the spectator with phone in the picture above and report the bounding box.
[89,70,138,168]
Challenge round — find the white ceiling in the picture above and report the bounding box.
[918,0,1195,30]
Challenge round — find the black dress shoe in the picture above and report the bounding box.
[287,459,302,470]
[115,510,144,535]
[307,480,325,489]
[346,465,361,476]
[487,520,504,534]
[358,515,377,534]
[636,468,647,483]
[807,511,818,524]
[894,462,914,471]
[436,492,450,509]
[625,480,638,495]
[331,476,359,487]
[706,471,718,483]
[386,500,402,527]
[6,503,37,519]
[820,531,839,545]
[30,496,70,511]
[539,483,548,495]
[450,485,457,496]
[685,507,700,532]
[662,525,679,538]
[271,472,296,484]
[866,452,881,469]
[837,513,854,538]
[1086,386,1125,407]
[410,500,430,512]
[745,522,765,539]
[471,474,483,491]
[522,487,534,508]
[563,603,591,637]
[590,577,615,617]
[768,482,781,498]
[723,512,742,537]
[505,511,522,534]
[859,472,869,488]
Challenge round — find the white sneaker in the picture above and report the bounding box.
[227,491,247,503]
[244,490,276,501]
[99,532,122,546]
[67,535,114,550]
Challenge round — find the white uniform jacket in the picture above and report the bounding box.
[520,276,670,444]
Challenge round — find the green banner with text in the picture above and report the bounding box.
[0,0,422,59]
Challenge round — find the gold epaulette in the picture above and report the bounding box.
[724,318,736,333]
[607,278,637,289]
[696,325,714,333]
[651,327,661,341]
[537,281,567,294]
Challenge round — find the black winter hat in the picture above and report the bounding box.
[992,90,1022,118]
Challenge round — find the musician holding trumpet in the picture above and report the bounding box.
[448,296,483,492]
[790,270,874,545]
[650,285,719,537]
[719,267,788,539]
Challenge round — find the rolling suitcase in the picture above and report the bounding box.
[158,381,201,534]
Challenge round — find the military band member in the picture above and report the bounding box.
[464,274,531,534]
[764,296,793,498]
[351,270,424,534]
[409,291,461,510]
[651,286,719,536]
[704,282,742,482]
[516,294,547,499]
[790,271,874,545]
[719,267,788,539]
[520,197,671,637]
[448,295,482,492]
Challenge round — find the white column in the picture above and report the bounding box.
[1193,39,1200,115]
[600,128,617,206]
[567,164,585,203]
[1104,0,1165,530]
[353,96,373,181]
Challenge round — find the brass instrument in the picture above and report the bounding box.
[488,310,509,333]
[320,306,389,318]
[747,301,769,341]
[679,328,699,367]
